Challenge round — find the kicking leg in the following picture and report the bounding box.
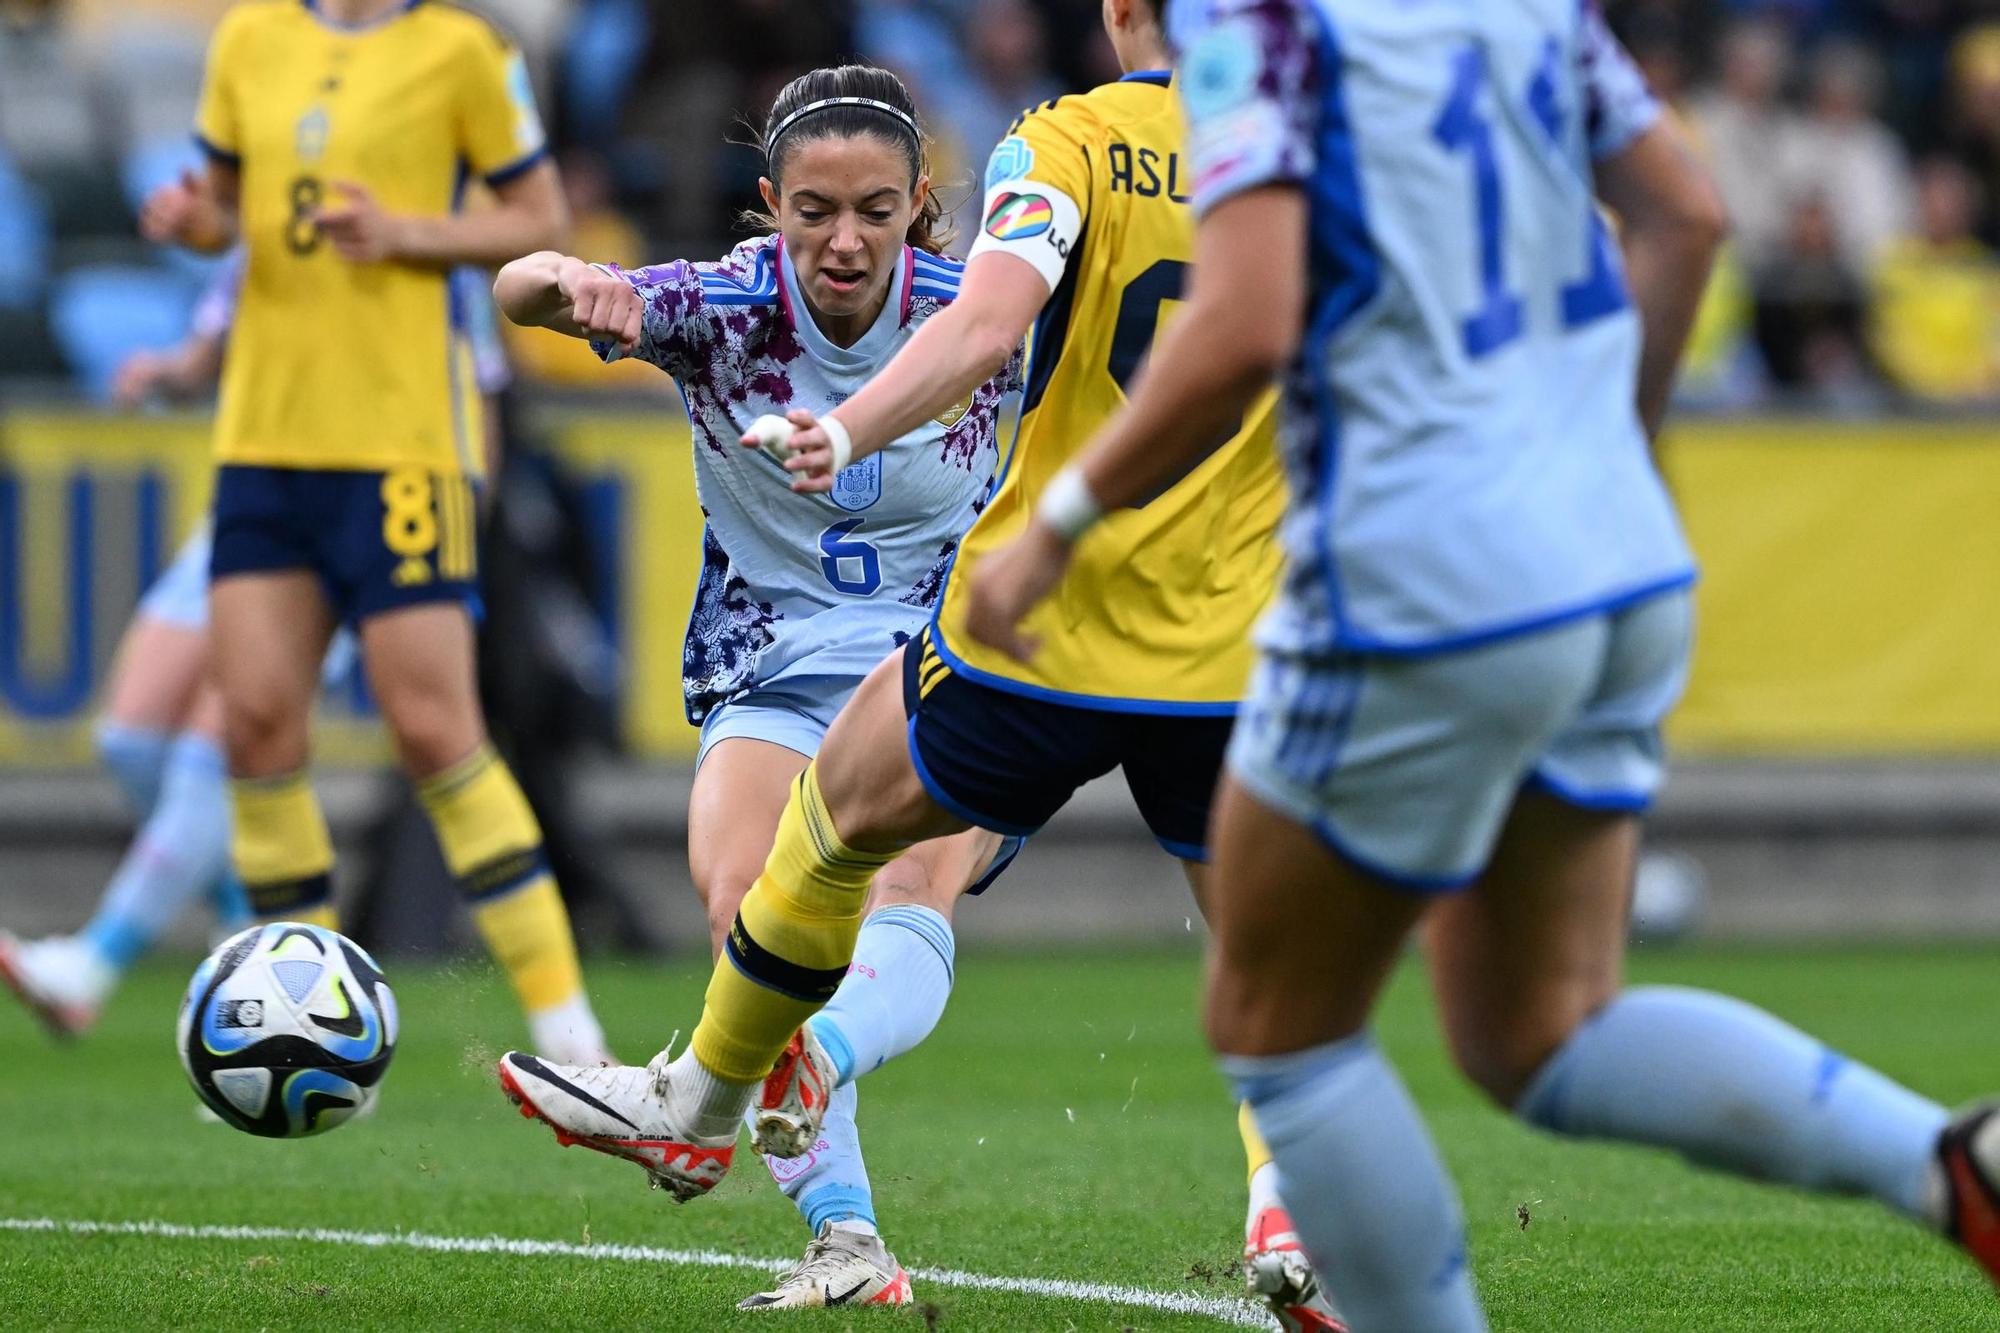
[498,651,966,1199]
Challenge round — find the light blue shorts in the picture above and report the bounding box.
[1227,590,1692,891]
[137,525,213,628]
[696,673,851,769]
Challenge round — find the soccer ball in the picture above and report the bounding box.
[176,922,397,1137]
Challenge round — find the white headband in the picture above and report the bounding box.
[765,96,920,160]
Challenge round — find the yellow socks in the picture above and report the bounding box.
[1240,1099,1274,1185]
[417,744,585,1017]
[231,772,338,929]
[692,764,894,1083]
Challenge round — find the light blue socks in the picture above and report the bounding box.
[808,904,956,1086]
[760,1083,879,1233]
[763,905,957,1235]
[1519,985,1948,1221]
[95,721,173,817]
[1228,1035,1488,1332]
[82,732,239,969]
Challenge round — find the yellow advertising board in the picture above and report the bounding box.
[1,409,1995,765]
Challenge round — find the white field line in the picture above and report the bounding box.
[0,1216,1272,1328]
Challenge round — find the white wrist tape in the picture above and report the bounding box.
[1037,465,1105,542]
[746,413,855,475]
[819,413,854,475]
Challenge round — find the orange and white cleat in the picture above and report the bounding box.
[738,1221,912,1311]
[496,1050,734,1201]
[1245,1204,1348,1333]
[0,932,108,1040]
[1939,1102,2000,1287]
[753,1026,837,1160]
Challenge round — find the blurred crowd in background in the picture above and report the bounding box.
[5,0,2000,409]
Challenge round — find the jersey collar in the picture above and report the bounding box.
[301,0,424,33]
[776,237,912,374]
[1120,69,1172,86]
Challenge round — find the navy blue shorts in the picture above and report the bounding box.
[903,628,1234,861]
[209,465,481,624]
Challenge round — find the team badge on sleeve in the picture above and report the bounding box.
[986,135,1035,189]
[984,192,1055,241]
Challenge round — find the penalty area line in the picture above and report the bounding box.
[0,1216,1272,1328]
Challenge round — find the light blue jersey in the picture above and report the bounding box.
[596,236,1018,724]
[1171,0,1693,655]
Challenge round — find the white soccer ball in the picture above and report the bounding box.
[176,923,398,1138]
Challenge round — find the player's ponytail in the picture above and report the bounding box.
[752,64,953,255]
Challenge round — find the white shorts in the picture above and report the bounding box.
[1227,590,1692,890]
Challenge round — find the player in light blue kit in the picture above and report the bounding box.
[964,1,2000,1325]
[494,65,1018,1309]
[0,257,508,1040]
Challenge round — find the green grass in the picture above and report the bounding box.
[0,942,1995,1330]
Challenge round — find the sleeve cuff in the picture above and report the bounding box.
[483,143,549,188]
[193,133,240,167]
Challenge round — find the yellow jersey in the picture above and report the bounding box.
[194,0,546,476]
[935,72,1284,711]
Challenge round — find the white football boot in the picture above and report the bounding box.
[1245,1203,1349,1333]
[738,1221,913,1311]
[497,1049,734,1201]
[0,932,114,1040]
[752,1026,837,1159]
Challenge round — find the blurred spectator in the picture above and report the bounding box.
[1948,24,2000,250]
[1786,43,1911,271]
[1870,158,2000,402]
[1753,193,1880,405]
[1690,18,1799,275]
[927,0,1062,171]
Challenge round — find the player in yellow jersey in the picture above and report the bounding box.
[490,3,1336,1326]
[136,0,613,1066]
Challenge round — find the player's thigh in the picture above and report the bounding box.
[813,649,964,851]
[100,615,209,732]
[866,826,1009,919]
[358,602,486,777]
[1203,774,1429,1057]
[1425,594,1688,1104]
[687,736,812,958]
[1424,794,1637,1105]
[209,571,336,773]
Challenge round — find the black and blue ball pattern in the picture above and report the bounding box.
[176,923,398,1138]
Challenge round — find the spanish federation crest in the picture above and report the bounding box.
[830,452,882,512]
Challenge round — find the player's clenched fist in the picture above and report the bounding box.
[140,169,230,252]
[557,257,643,351]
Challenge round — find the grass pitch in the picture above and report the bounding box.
[0,941,1994,1330]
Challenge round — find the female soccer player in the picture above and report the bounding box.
[968,0,2000,1326]
[0,255,513,1041]
[136,0,613,1067]
[493,65,1016,1308]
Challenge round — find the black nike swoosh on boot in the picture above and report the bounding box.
[509,1053,641,1131]
[828,1278,872,1306]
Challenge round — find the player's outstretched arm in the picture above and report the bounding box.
[756,252,1046,491]
[318,160,569,269]
[961,185,1306,660]
[493,252,641,350]
[138,163,239,255]
[1595,120,1728,440]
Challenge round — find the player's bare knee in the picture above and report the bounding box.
[221,688,308,775]
[1454,1007,1594,1109]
